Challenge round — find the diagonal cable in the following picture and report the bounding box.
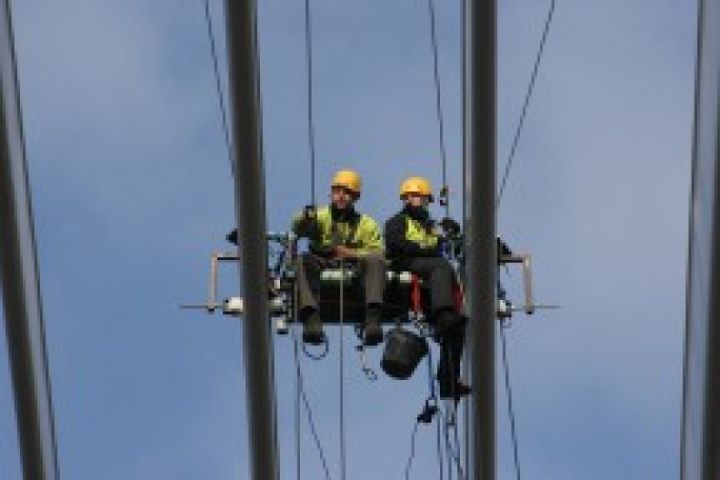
[427,0,450,217]
[202,0,234,175]
[497,0,557,206]
[500,321,522,480]
[292,327,333,480]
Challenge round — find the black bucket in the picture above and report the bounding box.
[381,327,429,380]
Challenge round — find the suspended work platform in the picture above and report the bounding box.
[180,232,555,330]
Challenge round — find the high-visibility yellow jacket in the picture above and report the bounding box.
[292,205,383,256]
[384,206,441,268]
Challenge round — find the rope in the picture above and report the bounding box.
[497,0,557,207]
[500,320,521,480]
[202,0,234,175]
[339,261,347,480]
[426,0,450,217]
[304,0,318,205]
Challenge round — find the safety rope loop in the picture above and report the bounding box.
[498,0,557,207]
[304,0,317,205]
[302,335,329,360]
[426,0,450,218]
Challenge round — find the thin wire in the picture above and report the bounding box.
[451,409,466,480]
[295,330,302,480]
[304,0,317,205]
[339,262,347,480]
[202,0,234,175]
[440,407,466,480]
[500,320,522,480]
[497,0,557,207]
[445,406,466,480]
[445,410,453,480]
[292,282,332,480]
[292,327,333,480]
[430,349,445,480]
[461,0,467,223]
[293,289,302,480]
[426,0,450,217]
[404,422,421,480]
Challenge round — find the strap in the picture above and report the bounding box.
[411,273,423,318]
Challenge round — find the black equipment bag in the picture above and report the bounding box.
[381,327,429,380]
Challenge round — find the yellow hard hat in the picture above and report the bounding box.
[400,176,434,202]
[331,169,362,195]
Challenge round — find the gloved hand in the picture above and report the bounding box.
[295,205,319,235]
[439,217,461,236]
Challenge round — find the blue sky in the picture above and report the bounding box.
[0,1,696,478]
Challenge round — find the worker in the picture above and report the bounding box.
[292,170,386,347]
[384,176,470,399]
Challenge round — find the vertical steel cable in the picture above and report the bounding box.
[295,333,302,480]
[460,1,470,471]
[339,262,347,480]
[427,0,450,217]
[202,0,234,175]
[293,289,302,480]
[497,0,556,206]
[432,355,445,480]
[305,0,318,205]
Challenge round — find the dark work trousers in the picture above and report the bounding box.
[296,252,386,314]
[405,256,465,385]
[405,257,455,313]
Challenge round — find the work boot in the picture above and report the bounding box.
[302,309,324,345]
[363,305,384,347]
[438,349,467,399]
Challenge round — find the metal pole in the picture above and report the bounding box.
[0,1,60,478]
[224,2,280,479]
[464,0,496,479]
[681,0,720,478]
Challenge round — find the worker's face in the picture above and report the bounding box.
[330,186,356,209]
[405,194,430,208]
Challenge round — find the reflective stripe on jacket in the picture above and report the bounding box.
[405,216,439,249]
